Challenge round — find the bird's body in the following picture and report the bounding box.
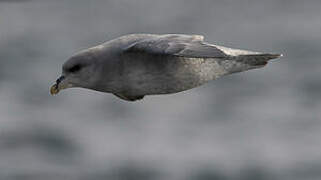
[51,34,282,101]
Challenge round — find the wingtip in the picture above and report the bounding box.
[243,53,283,60]
[261,53,283,60]
[269,53,283,59]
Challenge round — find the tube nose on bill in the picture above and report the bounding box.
[50,76,65,95]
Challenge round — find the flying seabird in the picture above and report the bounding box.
[50,34,282,101]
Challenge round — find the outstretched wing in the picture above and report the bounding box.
[124,34,228,58]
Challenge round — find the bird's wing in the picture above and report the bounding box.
[123,34,228,58]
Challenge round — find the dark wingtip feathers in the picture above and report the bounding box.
[237,53,283,67]
[243,53,283,60]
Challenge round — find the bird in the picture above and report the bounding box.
[50,34,282,101]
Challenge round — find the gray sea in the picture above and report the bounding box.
[0,0,320,179]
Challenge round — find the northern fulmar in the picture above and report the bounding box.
[50,34,282,101]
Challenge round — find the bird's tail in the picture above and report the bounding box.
[220,53,282,74]
[238,53,282,66]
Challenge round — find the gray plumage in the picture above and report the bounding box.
[50,34,282,101]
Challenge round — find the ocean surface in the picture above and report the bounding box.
[0,0,320,179]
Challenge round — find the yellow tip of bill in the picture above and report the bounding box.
[50,84,59,95]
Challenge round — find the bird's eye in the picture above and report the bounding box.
[69,64,82,73]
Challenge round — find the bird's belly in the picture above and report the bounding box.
[124,57,228,95]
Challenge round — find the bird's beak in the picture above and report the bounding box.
[50,75,71,95]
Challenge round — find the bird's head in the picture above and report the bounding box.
[50,48,102,95]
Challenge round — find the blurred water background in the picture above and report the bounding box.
[0,0,321,179]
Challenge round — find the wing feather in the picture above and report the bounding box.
[124,34,228,58]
